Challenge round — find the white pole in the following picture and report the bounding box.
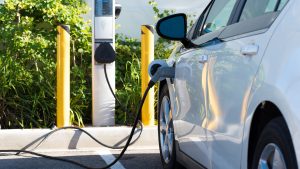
[92,0,116,126]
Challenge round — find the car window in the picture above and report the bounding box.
[200,0,237,36]
[239,0,288,22]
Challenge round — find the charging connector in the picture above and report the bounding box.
[148,66,175,88]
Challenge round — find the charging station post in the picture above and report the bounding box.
[56,25,71,127]
[141,25,155,126]
[92,0,116,126]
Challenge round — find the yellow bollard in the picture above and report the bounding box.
[56,25,70,127]
[141,25,155,126]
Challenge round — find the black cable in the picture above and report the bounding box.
[0,84,152,169]
[15,64,143,154]
[103,63,144,147]
[104,64,124,110]
[104,64,143,124]
[103,85,152,169]
[17,125,142,155]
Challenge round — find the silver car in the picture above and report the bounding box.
[155,0,299,168]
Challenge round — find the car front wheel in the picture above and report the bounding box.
[158,84,177,169]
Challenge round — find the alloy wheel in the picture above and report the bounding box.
[159,96,174,164]
[258,143,287,169]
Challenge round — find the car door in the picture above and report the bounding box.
[201,0,289,168]
[173,47,210,168]
[172,0,239,168]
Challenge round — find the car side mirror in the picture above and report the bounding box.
[156,13,194,48]
[156,13,187,40]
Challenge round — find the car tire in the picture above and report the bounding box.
[158,84,178,169]
[251,117,298,169]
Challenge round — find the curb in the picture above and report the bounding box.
[0,126,158,151]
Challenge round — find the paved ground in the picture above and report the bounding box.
[0,148,163,169]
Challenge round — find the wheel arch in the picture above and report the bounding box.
[247,101,288,169]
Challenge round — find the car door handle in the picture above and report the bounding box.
[198,55,208,64]
[241,44,259,56]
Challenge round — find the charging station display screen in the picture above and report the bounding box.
[95,0,113,16]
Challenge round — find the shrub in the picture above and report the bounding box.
[0,0,174,128]
[114,34,141,124]
[0,0,92,128]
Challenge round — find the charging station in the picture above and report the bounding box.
[92,0,121,126]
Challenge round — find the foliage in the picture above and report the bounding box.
[0,0,180,128]
[114,36,172,125]
[0,0,92,128]
[115,17,173,124]
[148,0,175,20]
[114,1,176,125]
[115,32,172,124]
[115,34,141,124]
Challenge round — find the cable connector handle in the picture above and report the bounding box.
[149,66,175,87]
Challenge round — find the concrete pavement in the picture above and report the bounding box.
[0,149,163,169]
[0,126,158,150]
[0,126,162,169]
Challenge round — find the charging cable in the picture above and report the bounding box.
[15,64,144,154]
[104,64,143,129]
[0,65,175,169]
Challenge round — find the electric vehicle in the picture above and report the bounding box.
[154,0,300,168]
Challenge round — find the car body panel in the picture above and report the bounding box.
[240,0,300,168]
[204,27,274,169]
[160,0,300,168]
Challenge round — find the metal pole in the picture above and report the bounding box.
[56,25,70,128]
[141,25,155,126]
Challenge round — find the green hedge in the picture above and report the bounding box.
[0,0,172,128]
[115,34,172,125]
[0,0,92,128]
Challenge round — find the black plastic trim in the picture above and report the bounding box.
[191,1,213,40]
[230,0,246,24]
[227,0,244,25]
